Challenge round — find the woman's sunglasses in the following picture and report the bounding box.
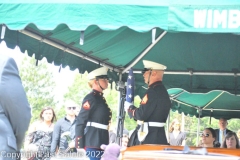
[67,107,76,110]
[200,133,210,137]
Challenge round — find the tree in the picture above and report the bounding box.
[19,55,57,122]
[58,72,91,119]
[64,72,90,105]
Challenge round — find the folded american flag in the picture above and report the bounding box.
[126,68,134,118]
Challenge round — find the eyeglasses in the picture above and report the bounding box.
[200,133,210,137]
[100,78,109,81]
[67,107,76,110]
[142,68,165,74]
[142,68,151,74]
[96,75,109,80]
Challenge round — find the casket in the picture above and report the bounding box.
[121,145,240,160]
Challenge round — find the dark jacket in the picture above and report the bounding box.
[0,54,31,152]
[75,90,112,149]
[51,117,76,153]
[128,81,171,146]
[214,128,232,146]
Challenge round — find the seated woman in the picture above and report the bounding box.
[169,120,186,146]
[221,132,240,149]
[24,107,57,159]
[200,128,216,148]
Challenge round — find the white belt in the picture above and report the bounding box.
[86,122,108,130]
[148,122,165,127]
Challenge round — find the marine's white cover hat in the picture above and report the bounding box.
[143,60,167,70]
[88,67,108,80]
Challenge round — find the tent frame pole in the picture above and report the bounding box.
[19,29,120,73]
[122,31,167,73]
[19,29,240,77]
[196,109,202,147]
[115,73,126,145]
[133,70,240,76]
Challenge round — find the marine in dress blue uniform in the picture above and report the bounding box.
[75,67,112,160]
[125,60,171,146]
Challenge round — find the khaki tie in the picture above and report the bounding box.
[222,130,225,143]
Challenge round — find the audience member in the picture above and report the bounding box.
[169,120,186,146]
[221,132,240,149]
[109,127,129,146]
[24,107,56,159]
[214,118,232,146]
[51,100,79,154]
[121,129,129,146]
[200,128,216,148]
[0,54,31,159]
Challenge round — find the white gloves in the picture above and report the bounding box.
[68,141,75,148]
[124,101,133,112]
[77,148,86,154]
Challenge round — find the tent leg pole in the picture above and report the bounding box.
[196,114,200,147]
[166,112,170,143]
[115,73,125,145]
[181,112,185,132]
[116,89,121,145]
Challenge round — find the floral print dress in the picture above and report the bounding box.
[26,130,53,160]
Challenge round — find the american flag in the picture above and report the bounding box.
[126,68,134,104]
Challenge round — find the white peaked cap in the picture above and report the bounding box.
[143,60,167,70]
[65,100,79,107]
[88,67,108,80]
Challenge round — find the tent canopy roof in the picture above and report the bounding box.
[1,1,240,98]
[169,88,240,119]
[2,0,240,32]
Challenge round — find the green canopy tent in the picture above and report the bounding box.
[168,88,240,120]
[1,0,240,144]
[1,0,240,97]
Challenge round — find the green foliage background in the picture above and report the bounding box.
[19,56,57,122]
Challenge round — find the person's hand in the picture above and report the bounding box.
[61,131,70,138]
[124,101,133,112]
[77,148,86,155]
[68,141,75,148]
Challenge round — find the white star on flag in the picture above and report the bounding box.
[128,94,132,98]
[128,75,132,79]
[128,84,132,89]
